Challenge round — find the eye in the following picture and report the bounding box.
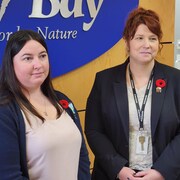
[23,56,33,62]
[149,37,158,41]
[41,54,46,58]
[135,36,143,40]
[39,53,48,60]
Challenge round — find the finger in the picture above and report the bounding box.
[135,171,146,176]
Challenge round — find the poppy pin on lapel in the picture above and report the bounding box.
[155,79,166,93]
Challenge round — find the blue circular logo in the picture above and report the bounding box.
[0,0,139,77]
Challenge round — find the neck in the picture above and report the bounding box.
[127,61,154,89]
[129,60,154,78]
[22,88,43,100]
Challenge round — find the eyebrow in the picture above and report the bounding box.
[21,53,32,57]
[135,34,157,37]
[21,51,47,56]
[39,51,48,55]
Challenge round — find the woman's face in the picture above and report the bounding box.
[13,40,49,91]
[127,24,159,65]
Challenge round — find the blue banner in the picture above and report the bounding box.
[0,0,139,78]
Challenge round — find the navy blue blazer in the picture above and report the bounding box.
[0,91,91,180]
[85,60,180,180]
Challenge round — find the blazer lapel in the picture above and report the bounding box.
[151,62,167,138]
[113,61,129,142]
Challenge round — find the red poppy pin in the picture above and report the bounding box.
[59,100,69,109]
[155,79,166,93]
[59,99,76,117]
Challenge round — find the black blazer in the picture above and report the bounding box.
[85,60,180,180]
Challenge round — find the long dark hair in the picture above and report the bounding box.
[0,30,62,121]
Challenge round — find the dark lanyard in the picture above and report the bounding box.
[129,66,154,130]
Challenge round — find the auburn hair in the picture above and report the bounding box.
[123,7,163,42]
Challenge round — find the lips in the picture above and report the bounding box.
[32,72,44,76]
[140,52,151,54]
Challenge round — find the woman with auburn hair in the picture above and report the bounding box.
[85,7,180,180]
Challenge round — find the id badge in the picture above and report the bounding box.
[136,131,149,155]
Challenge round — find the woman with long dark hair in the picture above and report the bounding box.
[0,30,91,180]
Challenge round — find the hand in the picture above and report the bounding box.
[133,169,165,180]
[118,167,136,180]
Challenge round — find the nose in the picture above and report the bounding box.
[33,57,42,70]
[143,39,150,48]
